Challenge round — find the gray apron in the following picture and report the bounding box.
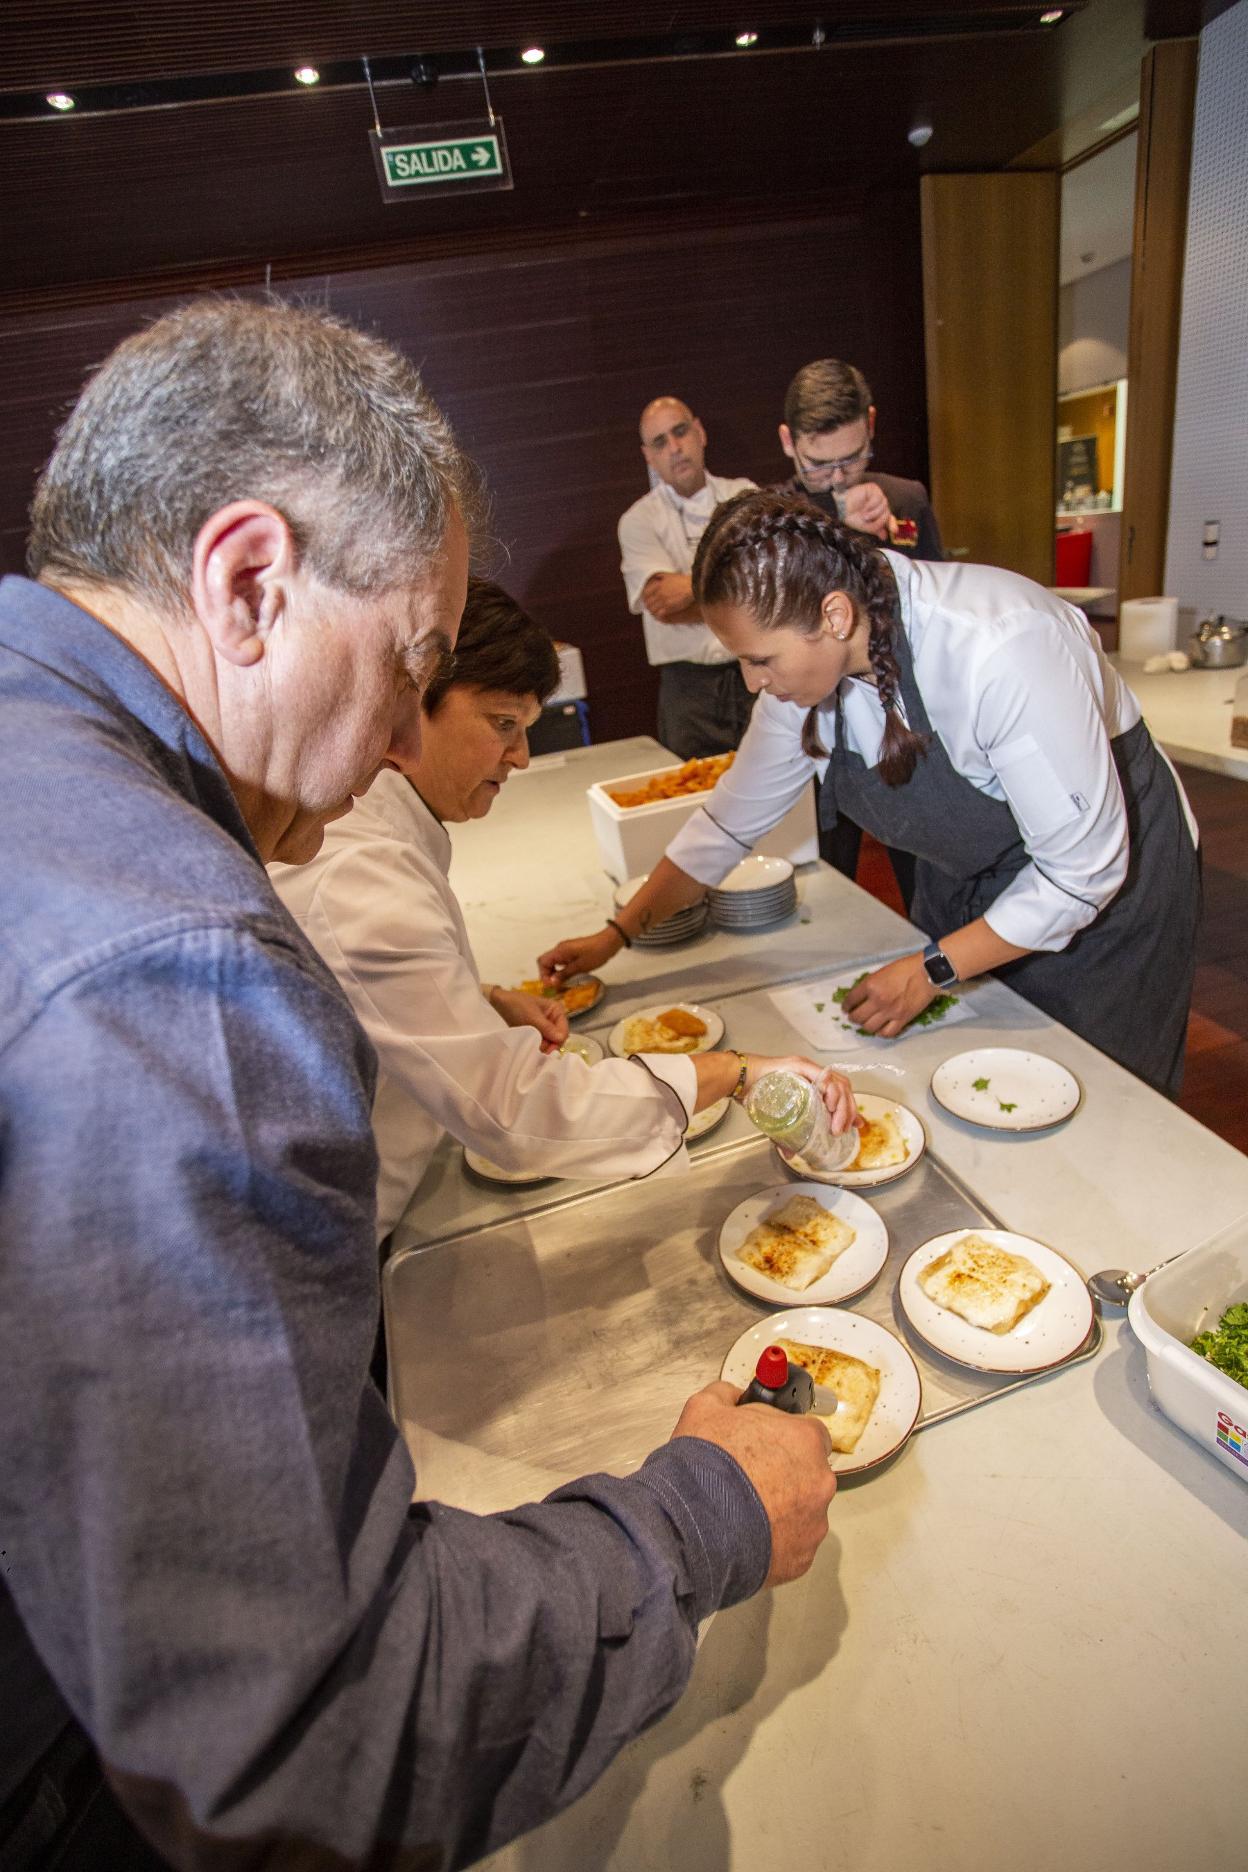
[819,625,1200,1096]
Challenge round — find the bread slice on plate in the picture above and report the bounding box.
[737,1195,857,1292]
[776,1337,881,1452]
[918,1231,1050,1334]
[853,1109,908,1171]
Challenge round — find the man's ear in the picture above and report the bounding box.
[779,423,796,461]
[191,501,297,668]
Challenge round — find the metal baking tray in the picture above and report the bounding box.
[383,1132,1100,1510]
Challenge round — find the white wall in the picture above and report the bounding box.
[1164,0,1248,617]
[1058,257,1131,395]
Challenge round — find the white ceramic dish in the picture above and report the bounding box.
[721,1306,922,1476]
[778,1093,926,1189]
[1127,1218,1248,1485]
[898,1229,1094,1373]
[462,1148,554,1188]
[930,1047,1082,1132]
[718,1181,889,1306]
[559,1032,605,1065]
[712,854,795,894]
[687,1096,732,1142]
[607,1001,724,1058]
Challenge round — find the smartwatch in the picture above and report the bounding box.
[921,941,958,988]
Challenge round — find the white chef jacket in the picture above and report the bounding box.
[666,554,1197,955]
[618,472,755,667]
[270,772,696,1239]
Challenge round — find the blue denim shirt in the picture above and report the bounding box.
[0,577,770,1869]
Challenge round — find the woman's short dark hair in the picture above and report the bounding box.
[424,577,561,714]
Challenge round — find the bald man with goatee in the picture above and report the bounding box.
[617,396,755,758]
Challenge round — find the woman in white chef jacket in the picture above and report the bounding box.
[270,575,854,1239]
[541,492,1200,1096]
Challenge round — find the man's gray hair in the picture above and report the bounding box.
[28,296,484,609]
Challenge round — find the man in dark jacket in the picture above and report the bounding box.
[0,299,837,1872]
[776,357,943,562]
[775,359,944,897]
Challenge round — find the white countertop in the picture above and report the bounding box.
[1115,656,1248,780]
[384,735,1248,1872]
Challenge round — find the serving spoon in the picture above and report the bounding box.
[1087,1253,1184,1306]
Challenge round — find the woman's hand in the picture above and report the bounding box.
[841,954,937,1038]
[487,987,569,1052]
[744,1054,857,1134]
[537,927,621,985]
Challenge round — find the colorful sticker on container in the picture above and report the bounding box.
[1215,1410,1248,1468]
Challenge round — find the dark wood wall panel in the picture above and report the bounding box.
[0,193,927,741]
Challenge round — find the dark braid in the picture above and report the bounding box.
[692,489,927,786]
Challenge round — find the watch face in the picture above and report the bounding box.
[924,946,957,986]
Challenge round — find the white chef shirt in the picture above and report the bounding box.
[270,772,696,1239]
[618,472,755,667]
[666,554,1197,955]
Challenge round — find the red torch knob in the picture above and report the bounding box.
[754,1345,789,1390]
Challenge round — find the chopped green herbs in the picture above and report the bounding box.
[913,993,959,1027]
[998,1101,1018,1113]
[972,1076,991,1091]
[1190,1301,1248,1392]
[813,1002,825,1013]
[832,973,868,1006]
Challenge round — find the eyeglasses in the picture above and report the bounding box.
[792,436,873,486]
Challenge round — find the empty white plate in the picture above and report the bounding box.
[930,1048,1082,1132]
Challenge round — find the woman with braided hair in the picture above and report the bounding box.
[541,489,1200,1095]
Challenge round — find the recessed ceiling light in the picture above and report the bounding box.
[735,31,759,48]
[46,92,76,111]
[293,66,320,86]
[520,46,545,65]
[1040,9,1064,22]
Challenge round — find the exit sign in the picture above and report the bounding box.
[370,120,513,203]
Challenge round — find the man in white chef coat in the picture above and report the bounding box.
[617,397,755,759]
[271,577,851,1239]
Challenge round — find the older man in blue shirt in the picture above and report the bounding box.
[0,300,836,1871]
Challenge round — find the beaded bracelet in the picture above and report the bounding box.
[605,916,632,949]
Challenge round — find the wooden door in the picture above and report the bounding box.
[1119,39,1198,603]
[920,172,1059,584]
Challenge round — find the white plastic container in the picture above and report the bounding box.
[1118,596,1179,662]
[587,763,817,884]
[1127,1217,1248,1484]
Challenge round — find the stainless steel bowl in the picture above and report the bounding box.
[1188,617,1248,669]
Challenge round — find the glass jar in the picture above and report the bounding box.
[743,1070,858,1172]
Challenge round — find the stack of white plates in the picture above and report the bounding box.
[709,855,797,930]
[614,876,710,948]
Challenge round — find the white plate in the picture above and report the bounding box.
[687,1096,732,1141]
[607,1001,725,1058]
[897,1229,1095,1373]
[718,1182,889,1306]
[778,1094,926,1189]
[463,1148,555,1187]
[712,854,796,894]
[559,1032,604,1065]
[721,1307,922,1477]
[930,1048,1082,1132]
